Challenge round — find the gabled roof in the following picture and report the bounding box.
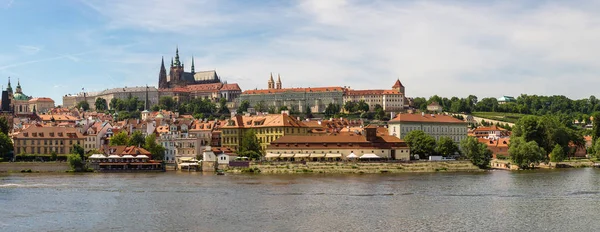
[392,79,404,88]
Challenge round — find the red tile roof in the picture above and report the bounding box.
[392,79,404,88]
[243,87,345,94]
[389,113,466,124]
[29,97,55,102]
[220,83,241,91]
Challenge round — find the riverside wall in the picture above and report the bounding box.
[0,162,70,172]
[228,161,483,174]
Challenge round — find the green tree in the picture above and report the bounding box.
[324,103,340,117]
[255,101,268,113]
[344,101,357,113]
[0,132,13,161]
[404,130,436,159]
[50,151,58,161]
[67,153,85,172]
[436,136,459,157]
[94,98,108,111]
[151,105,160,112]
[549,144,566,162]
[592,113,600,143]
[509,137,546,169]
[357,100,369,112]
[110,131,130,146]
[374,104,385,120]
[592,140,600,159]
[71,144,85,160]
[305,106,313,119]
[218,98,230,114]
[278,105,289,113]
[159,96,176,111]
[460,136,492,169]
[238,100,250,114]
[0,116,9,135]
[144,134,165,161]
[76,101,90,111]
[128,130,145,147]
[239,130,262,160]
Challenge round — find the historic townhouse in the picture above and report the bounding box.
[221,113,309,151]
[387,113,468,143]
[343,79,407,112]
[13,126,85,155]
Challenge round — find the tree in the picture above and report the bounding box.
[305,106,313,119]
[324,103,340,117]
[76,101,90,111]
[278,105,289,113]
[0,132,13,161]
[238,100,250,114]
[509,137,546,169]
[460,136,492,169]
[592,113,600,144]
[128,130,145,147]
[159,96,176,111]
[71,144,85,160]
[404,130,436,159]
[0,116,9,135]
[374,104,385,120]
[144,134,165,161]
[239,130,262,160]
[95,98,108,111]
[218,98,230,115]
[67,153,85,172]
[110,131,130,146]
[357,100,369,112]
[255,101,268,113]
[151,105,160,112]
[110,98,119,110]
[549,144,566,162]
[436,136,459,157]
[344,101,357,113]
[50,151,58,161]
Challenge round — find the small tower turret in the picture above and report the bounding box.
[268,73,275,89]
[276,74,282,89]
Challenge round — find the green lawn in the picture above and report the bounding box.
[471,112,529,123]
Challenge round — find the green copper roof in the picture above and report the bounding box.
[13,92,29,101]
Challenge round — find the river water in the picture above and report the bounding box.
[1,169,600,232]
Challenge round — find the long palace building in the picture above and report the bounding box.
[236,74,409,113]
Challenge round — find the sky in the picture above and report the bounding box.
[1,0,600,105]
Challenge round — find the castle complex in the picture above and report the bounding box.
[158,47,221,89]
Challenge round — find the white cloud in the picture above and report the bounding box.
[80,0,600,99]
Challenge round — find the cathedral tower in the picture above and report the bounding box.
[158,57,168,89]
[276,74,282,89]
[268,73,275,89]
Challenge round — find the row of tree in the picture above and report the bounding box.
[403,130,492,169]
[413,94,600,120]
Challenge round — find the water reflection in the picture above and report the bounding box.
[1,169,600,231]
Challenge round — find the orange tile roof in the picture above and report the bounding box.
[389,113,466,124]
[220,83,241,91]
[29,97,55,102]
[268,134,407,149]
[473,125,507,132]
[13,126,84,139]
[392,79,404,88]
[186,83,223,92]
[222,114,306,128]
[243,87,345,94]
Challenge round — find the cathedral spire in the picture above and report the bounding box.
[174,46,180,66]
[159,57,168,89]
[276,73,282,89]
[191,56,195,74]
[171,57,174,67]
[6,77,12,93]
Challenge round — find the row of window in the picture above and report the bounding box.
[16,147,65,154]
[15,140,81,146]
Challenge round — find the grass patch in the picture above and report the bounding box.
[471,112,529,124]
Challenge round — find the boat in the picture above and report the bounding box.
[216,169,225,175]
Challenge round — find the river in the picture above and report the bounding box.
[1,169,600,232]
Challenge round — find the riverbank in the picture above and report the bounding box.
[0,162,70,172]
[227,161,483,174]
[491,159,597,170]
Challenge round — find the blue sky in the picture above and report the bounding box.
[1,0,600,105]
